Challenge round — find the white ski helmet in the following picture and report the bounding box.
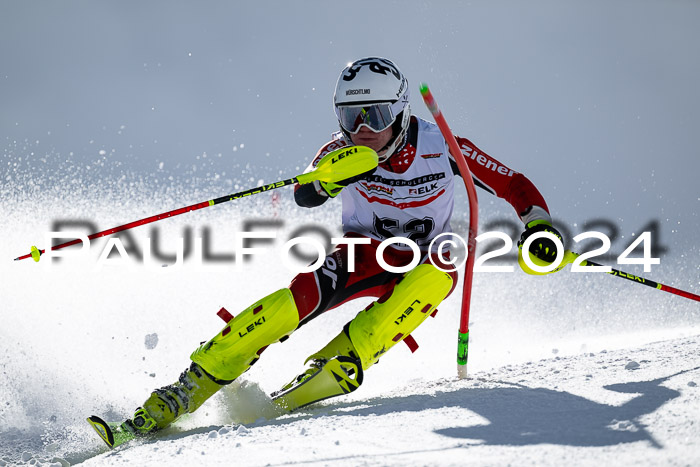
[333,57,411,162]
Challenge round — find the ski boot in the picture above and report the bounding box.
[273,263,453,411]
[136,362,228,432]
[87,362,226,448]
[89,288,300,448]
[272,328,363,411]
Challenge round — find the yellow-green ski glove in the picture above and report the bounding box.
[314,149,376,198]
[319,180,345,198]
[517,220,565,275]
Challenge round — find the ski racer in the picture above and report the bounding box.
[88,56,564,447]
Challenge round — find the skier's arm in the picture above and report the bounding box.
[449,136,551,225]
[449,136,564,274]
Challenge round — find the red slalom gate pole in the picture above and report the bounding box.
[420,83,479,379]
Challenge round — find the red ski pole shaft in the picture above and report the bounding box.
[556,250,700,302]
[420,83,479,378]
[13,178,298,262]
[582,258,700,302]
[14,146,380,262]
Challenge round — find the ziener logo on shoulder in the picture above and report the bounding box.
[460,144,514,176]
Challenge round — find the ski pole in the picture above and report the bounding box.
[565,251,700,302]
[420,83,480,379]
[14,146,378,262]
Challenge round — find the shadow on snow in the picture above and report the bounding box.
[322,368,696,449]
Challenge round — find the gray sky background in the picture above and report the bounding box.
[2,1,699,254]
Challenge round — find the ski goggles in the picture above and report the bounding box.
[335,101,403,134]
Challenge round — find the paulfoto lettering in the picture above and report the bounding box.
[38,229,661,274]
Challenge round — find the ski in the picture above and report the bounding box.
[87,415,139,449]
[88,357,364,449]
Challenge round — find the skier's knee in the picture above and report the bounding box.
[190,288,300,381]
[348,263,453,369]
